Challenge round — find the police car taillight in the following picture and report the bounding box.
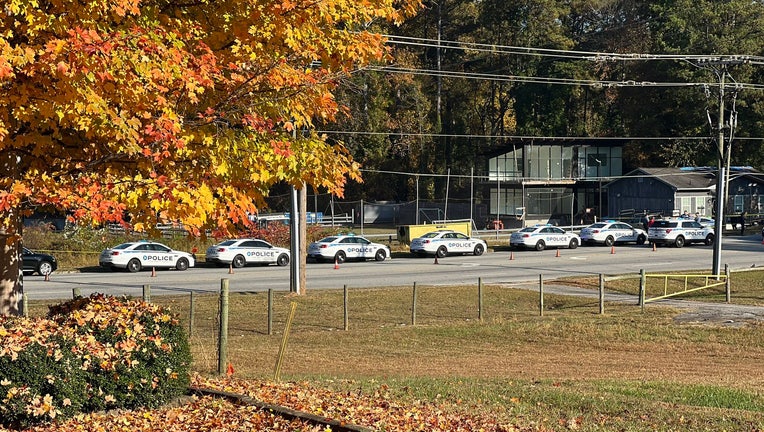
[320,244,328,248]
[522,234,530,238]
[422,240,431,244]
[217,248,226,252]
[592,229,601,233]
[665,229,672,233]
[110,251,120,256]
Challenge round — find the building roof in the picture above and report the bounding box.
[616,167,764,191]
[632,167,716,191]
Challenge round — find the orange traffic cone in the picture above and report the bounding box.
[555,249,561,257]
[334,258,340,270]
[151,267,156,277]
[226,362,234,377]
[228,264,234,274]
[509,251,515,261]
[610,245,616,254]
[433,256,439,264]
[652,242,657,252]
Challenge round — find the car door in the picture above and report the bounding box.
[543,227,564,247]
[241,239,272,264]
[451,232,473,253]
[614,223,635,242]
[149,243,175,268]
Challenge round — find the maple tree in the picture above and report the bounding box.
[0,0,421,315]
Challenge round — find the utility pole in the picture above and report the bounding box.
[697,57,745,276]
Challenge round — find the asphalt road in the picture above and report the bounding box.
[23,234,764,301]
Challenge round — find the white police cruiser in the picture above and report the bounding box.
[205,238,290,268]
[580,221,647,246]
[307,234,390,263]
[99,241,195,272]
[509,224,580,251]
[410,230,487,258]
[648,218,714,247]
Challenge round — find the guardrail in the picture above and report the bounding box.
[638,266,731,308]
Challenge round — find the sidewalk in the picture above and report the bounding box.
[509,282,764,328]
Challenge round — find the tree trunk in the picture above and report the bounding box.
[0,150,23,316]
[0,222,23,316]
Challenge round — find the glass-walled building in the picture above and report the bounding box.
[486,142,623,227]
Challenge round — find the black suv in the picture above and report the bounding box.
[22,247,58,276]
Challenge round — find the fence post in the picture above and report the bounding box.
[188,291,195,338]
[22,293,28,317]
[639,269,646,311]
[267,289,273,336]
[411,282,418,326]
[72,287,81,299]
[725,264,731,303]
[142,284,151,303]
[217,279,229,376]
[538,274,544,317]
[343,285,349,331]
[478,277,483,322]
[599,273,605,315]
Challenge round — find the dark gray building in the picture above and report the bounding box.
[607,167,764,219]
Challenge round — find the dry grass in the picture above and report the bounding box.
[26,282,764,430]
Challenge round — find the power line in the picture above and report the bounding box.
[317,129,764,142]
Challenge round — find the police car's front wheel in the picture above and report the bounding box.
[277,254,290,266]
[127,259,142,273]
[176,258,190,271]
[473,244,485,256]
[569,238,579,249]
[674,236,685,248]
[704,234,715,246]
[335,251,347,264]
[436,246,448,258]
[375,249,386,261]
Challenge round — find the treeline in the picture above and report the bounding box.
[320,0,764,202]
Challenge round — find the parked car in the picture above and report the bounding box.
[580,221,647,246]
[206,238,290,268]
[509,224,580,251]
[99,241,195,272]
[410,230,487,257]
[648,219,714,247]
[307,234,390,263]
[22,247,58,276]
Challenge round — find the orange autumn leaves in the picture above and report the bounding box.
[0,0,421,237]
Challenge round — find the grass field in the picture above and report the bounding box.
[28,275,764,431]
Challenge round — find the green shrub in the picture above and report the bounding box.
[0,294,191,428]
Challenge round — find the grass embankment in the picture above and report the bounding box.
[27,280,764,431]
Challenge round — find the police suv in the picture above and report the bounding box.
[410,230,487,258]
[580,221,647,246]
[307,234,390,263]
[205,238,290,268]
[648,218,714,248]
[99,241,196,272]
[509,224,580,251]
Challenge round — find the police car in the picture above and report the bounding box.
[205,238,290,268]
[307,234,390,263]
[99,241,196,272]
[410,230,487,258]
[580,221,647,246]
[509,224,580,251]
[648,218,714,247]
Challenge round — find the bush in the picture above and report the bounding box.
[0,294,191,429]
